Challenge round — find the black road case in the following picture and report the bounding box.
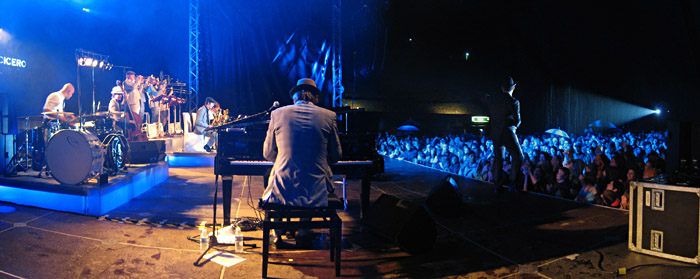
[629,181,700,264]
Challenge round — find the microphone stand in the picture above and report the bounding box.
[195,103,278,266]
[194,174,224,266]
[205,105,276,132]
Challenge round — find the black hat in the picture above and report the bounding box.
[289,78,321,98]
[126,70,136,76]
[501,75,516,90]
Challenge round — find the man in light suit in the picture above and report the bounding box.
[193,97,219,152]
[262,78,342,248]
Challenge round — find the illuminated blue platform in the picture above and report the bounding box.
[0,162,169,216]
[166,152,215,167]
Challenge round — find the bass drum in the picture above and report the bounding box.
[102,134,129,173]
[45,130,104,185]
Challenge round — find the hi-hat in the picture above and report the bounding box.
[91,111,111,116]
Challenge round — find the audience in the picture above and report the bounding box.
[377,129,667,209]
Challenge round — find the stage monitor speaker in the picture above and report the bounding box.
[129,140,166,164]
[361,194,436,254]
[667,121,700,176]
[99,173,109,185]
[425,175,463,217]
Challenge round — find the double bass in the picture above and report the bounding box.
[119,81,148,142]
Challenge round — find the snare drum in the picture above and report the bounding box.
[45,130,104,185]
[94,117,113,135]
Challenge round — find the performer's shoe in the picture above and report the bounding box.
[274,239,297,249]
[203,145,212,152]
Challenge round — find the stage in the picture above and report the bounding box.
[0,157,698,278]
[0,162,169,216]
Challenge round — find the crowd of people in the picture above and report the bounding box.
[376,129,668,209]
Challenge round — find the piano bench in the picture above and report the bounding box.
[259,198,343,278]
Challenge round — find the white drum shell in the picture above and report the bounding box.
[46,130,104,185]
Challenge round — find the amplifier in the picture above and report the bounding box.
[629,181,700,264]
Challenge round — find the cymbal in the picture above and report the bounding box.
[91,111,111,116]
[41,111,74,116]
[17,115,45,120]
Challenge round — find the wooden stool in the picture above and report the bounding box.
[260,198,343,278]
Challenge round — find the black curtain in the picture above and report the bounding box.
[200,0,335,115]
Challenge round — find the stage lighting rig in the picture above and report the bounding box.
[75,49,113,115]
[75,49,112,70]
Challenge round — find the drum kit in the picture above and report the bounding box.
[4,111,130,185]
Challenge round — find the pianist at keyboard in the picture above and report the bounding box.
[261,78,342,209]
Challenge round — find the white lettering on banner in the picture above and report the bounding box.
[0,55,27,68]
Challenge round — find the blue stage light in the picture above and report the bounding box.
[652,109,661,115]
[82,8,90,13]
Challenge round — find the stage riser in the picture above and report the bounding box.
[167,155,214,167]
[0,162,168,215]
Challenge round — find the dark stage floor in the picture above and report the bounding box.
[1,158,699,278]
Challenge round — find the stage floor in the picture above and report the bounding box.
[0,158,698,278]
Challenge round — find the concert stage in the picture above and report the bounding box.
[0,158,698,278]
[0,162,168,216]
[166,151,215,167]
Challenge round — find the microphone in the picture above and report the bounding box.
[267,101,280,112]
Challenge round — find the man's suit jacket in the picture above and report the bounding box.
[485,91,520,143]
[262,101,342,207]
[194,105,210,135]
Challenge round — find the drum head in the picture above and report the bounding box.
[46,130,102,185]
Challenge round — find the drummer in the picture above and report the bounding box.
[42,83,75,123]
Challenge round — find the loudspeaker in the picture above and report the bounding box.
[99,173,109,185]
[129,140,166,164]
[361,194,436,254]
[425,175,463,217]
[667,121,700,175]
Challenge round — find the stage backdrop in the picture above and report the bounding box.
[199,0,387,115]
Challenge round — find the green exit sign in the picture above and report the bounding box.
[471,116,489,123]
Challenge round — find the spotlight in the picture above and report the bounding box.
[99,61,104,68]
[82,8,90,13]
[91,59,98,67]
[85,57,93,66]
[652,109,661,115]
[78,57,84,66]
[464,51,470,61]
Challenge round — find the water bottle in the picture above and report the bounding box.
[234,226,244,253]
[200,228,209,250]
